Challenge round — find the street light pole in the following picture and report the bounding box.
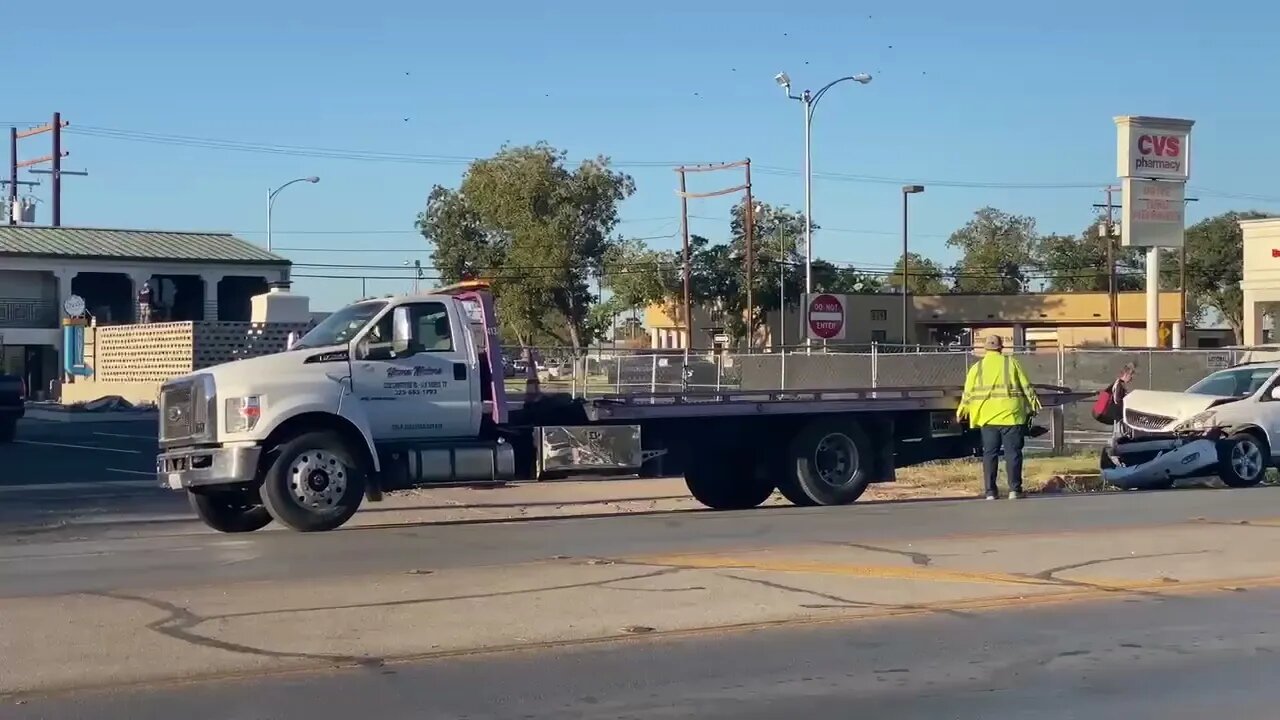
[266,176,320,252]
[774,71,872,348]
[901,185,924,344]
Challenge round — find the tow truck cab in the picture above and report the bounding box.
[157,282,523,531]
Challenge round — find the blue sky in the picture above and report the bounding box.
[7,0,1279,310]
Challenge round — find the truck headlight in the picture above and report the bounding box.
[225,396,263,434]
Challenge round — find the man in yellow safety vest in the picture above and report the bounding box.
[957,335,1041,500]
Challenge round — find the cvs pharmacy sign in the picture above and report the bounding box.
[1115,116,1194,181]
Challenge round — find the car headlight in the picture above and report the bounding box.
[1177,410,1218,431]
[225,395,264,434]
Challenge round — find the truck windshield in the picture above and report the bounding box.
[1185,366,1276,397]
[293,301,388,350]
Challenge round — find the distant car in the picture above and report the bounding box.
[545,362,573,380]
[0,374,26,442]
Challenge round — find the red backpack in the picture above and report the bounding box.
[1091,383,1116,423]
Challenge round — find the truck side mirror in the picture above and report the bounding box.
[391,306,425,357]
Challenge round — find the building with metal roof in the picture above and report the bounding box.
[0,226,291,398]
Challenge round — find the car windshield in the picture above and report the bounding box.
[293,301,387,350]
[1185,366,1277,397]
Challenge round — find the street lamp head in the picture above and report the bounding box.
[774,72,791,91]
[304,176,320,183]
[851,73,872,84]
[903,184,924,194]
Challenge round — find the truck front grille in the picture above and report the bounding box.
[160,383,195,441]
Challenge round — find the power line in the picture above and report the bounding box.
[63,123,1280,203]
[74,120,1274,198]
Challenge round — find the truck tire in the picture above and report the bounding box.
[0,420,14,443]
[188,489,272,533]
[260,431,367,532]
[1218,431,1268,488]
[783,417,873,506]
[684,449,775,510]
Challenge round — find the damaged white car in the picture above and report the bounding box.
[1102,362,1279,490]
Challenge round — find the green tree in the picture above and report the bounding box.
[886,252,949,294]
[601,237,675,313]
[947,207,1038,293]
[416,143,635,353]
[1179,210,1270,341]
[727,201,807,347]
[1034,219,1143,292]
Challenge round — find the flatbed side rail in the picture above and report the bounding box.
[590,384,1081,406]
[583,384,1089,421]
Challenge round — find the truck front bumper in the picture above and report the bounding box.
[156,445,261,490]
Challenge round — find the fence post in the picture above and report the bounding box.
[615,355,622,394]
[1056,344,1064,387]
[715,353,722,391]
[1051,405,1066,454]
[649,354,658,396]
[871,343,879,388]
[780,349,786,391]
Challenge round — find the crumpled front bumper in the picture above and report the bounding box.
[1101,438,1219,489]
[156,445,261,490]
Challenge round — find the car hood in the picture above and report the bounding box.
[1123,389,1238,423]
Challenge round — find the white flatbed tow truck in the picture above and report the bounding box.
[156,281,1088,533]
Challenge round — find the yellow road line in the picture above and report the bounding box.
[632,552,1146,589]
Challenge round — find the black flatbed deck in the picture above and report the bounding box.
[582,384,1090,422]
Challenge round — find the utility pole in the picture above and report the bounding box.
[1105,185,1119,347]
[672,160,752,357]
[7,128,15,224]
[10,114,73,226]
[743,159,754,352]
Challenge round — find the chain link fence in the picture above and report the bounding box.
[512,344,1254,432]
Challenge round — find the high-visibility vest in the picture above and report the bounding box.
[959,353,1037,427]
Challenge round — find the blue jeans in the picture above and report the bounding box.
[981,425,1025,496]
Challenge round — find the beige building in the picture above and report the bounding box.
[0,225,290,396]
[643,290,1224,350]
[1240,218,1280,345]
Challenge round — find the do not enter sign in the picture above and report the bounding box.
[806,293,846,341]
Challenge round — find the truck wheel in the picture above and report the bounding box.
[0,420,14,443]
[188,489,272,533]
[260,431,366,532]
[784,418,873,506]
[1218,432,1268,488]
[684,449,775,510]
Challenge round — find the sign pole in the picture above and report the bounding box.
[1146,247,1160,347]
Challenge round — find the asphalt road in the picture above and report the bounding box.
[5,478,1278,598]
[0,418,185,532]
[15,581,1280,719]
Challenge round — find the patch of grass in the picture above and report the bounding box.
[894,452,1102,495]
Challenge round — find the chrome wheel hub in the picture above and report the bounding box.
[288,449,348,509]
[1231,440,1263,480]
[813,432,859,488]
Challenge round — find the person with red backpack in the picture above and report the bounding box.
[1094,362,1137,431]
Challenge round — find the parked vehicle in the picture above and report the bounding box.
[156,281,1086,533]
[0,374,26,442]
[1102,361,1280,489]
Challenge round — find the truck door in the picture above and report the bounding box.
[351,300,481,440]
